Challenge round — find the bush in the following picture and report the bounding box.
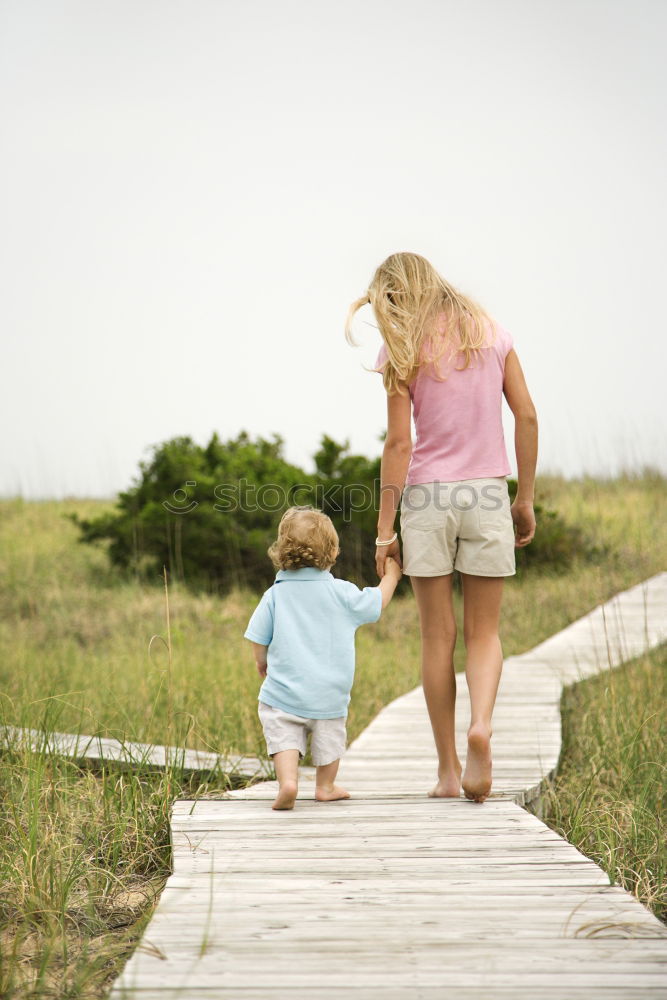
[69,433,602,594]
[69,432,307,594]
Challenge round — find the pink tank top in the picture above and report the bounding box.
[375,317,513,485]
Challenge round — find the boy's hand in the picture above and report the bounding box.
[375,538,402,579]
[255,660,267,678]
[385,556,402,580]
[378,555,402,609]
[249,641,269,677]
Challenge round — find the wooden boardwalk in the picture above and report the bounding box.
[1,726,268,783]
[111,573,667,998]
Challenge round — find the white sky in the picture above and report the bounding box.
[1,0,666,498]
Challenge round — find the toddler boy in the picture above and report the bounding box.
[245,506,401,809]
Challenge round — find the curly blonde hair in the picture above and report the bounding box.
[268,507,339,571]
[345,251,496,395]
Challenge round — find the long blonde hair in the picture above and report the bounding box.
[345,252,496,395]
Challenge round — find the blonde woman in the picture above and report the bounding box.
[346,253,538,803]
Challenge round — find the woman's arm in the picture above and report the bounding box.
[503,349,538,546]
[376,386,412,577]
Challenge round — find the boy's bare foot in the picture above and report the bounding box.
[315,784,350,802]
[429,763,462,798]
[272,780,298,810]
[462,723,492,803]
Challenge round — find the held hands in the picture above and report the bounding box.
[511,500,536,548]
[377,554,403,610]
[384,555,403,580]
[376,537,402,579]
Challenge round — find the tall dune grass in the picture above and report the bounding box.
[540,644,666,923]
[0,740,225,998]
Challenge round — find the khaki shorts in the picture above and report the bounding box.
[258,702,347,767]
[400,478,516,578]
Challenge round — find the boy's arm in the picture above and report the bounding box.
[378,557,402,609]
[244,589,274,675]
[249,641,268,678]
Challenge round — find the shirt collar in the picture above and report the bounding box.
[275,568,333,582]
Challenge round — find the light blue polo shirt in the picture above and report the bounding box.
[244,567,383,719]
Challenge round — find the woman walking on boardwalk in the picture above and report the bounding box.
[346,253,538,802]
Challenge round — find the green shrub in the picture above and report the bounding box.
[69,432,307,594]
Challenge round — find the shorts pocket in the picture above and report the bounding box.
[477,481,511,530]
[401,486,444,531]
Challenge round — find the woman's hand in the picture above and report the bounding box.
[511,500,536,547]
[376,537,402,578]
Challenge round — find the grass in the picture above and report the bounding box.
[0,738,231,998]
[0,747,168,998]
[540,643,666,923]
[0,471,665,994]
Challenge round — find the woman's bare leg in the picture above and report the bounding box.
[460,574,505,803]
[411,574,462,797]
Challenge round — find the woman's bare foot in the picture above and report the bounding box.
[429,762,462,798]
[315,784,350,802]
[272,780,298,810]
[462,723,492,803]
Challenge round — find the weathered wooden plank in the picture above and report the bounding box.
[1,726,269,781]
[149,896,662,920]
[113,970,667,990]
[106,991,667,999]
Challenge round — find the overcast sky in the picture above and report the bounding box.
[2,0,665,498]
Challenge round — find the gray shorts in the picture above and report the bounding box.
[401,477,516,578]
[258,702,347,767]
